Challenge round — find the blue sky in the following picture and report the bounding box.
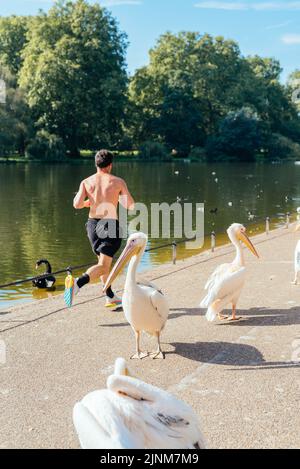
[1,1,300,81]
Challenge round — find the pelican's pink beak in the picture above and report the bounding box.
[238,231,259,258]
[103,242,140,292]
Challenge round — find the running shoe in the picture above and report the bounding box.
[105,294,122,309]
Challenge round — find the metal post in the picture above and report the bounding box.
[266,217,270,235]
[172,242,177,265]
[211,231,216,252]
[286,212,290,229]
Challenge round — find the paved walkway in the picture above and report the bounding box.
[1,225,300,449]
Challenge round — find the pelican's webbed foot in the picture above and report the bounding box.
[218,313,228,320]
[130,351,148,360]
[226,316,242,322]
[150,350,165,359]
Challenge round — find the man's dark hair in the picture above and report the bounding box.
[95,149,114,169]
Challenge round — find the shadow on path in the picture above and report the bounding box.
[170,306,300,327]
[168,340,300,370]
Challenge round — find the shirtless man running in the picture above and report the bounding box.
[65,149,134,308]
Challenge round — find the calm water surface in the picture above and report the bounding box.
[0,161,299,308]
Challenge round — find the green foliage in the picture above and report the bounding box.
[0,16,30,75]
[25,130,66,161]
[0,67,33,156]
[129,32,300,160]
[287,70,300,114]
[139,141,169,161]
[264,133,300,161]
[19,0,128,157]
[1,6,300,162]
[206,108,263,161]
[129,32,247,151]
[188,147,207,161]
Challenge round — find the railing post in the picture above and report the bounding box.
[286,212,290,229]
[266,217,270,235]
[172,242,177,265]
[211,231,216,252]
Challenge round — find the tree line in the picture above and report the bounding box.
[1,0,300,162]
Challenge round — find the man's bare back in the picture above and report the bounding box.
[83,172,130,219]
[74,170,134,219]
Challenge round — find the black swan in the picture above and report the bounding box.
[32,259,56,289]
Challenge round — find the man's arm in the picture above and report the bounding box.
[73,181,88,209]
[119,180,135,211]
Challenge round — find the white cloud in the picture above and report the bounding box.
[265,20,294,30]
[195,1,300,10]
[282,34,300,44]
[195,1,247,9]
[101,0,142,6]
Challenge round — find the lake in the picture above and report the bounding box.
[0,160,299,309]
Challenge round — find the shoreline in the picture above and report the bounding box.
[0,215,296,311]
[2,222,295,316]
[1,156,300,165]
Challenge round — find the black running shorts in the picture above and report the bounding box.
[86,218,122,258]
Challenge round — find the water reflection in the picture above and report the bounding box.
[0,161,299,308]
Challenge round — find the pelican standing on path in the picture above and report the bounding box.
[200,223,259,322]
[73,357,206,449]
[104,232,169,359]
[292,223,300,285]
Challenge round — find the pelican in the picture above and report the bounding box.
[73,357,206,449]
[104,232,169,359]
[200,223,259,322]
[292,223,300,285]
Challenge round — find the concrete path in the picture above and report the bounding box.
[1,225,300,449]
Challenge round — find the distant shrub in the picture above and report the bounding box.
[26,130,66,161]
[206,107,263,162]
[188,146,207,161]
[139,141,169,160]
[264,133,300,160]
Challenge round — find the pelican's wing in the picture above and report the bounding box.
[137,278,163,294]
[154,412,206,449]
[137,282,169,324]
[108,375,206,449]
[73,391,140,449]
[201,265,246,308]
[73,401,114,449]
[204,263,230,291]
[149,288,169,325]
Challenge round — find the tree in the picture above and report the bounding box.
[0,16,30,75]
[244,56,298,136]
[287,70,300,114]
[19,0,128,157]
[206,108,263,162]
[0,67,33,156]
[129,32,244,153]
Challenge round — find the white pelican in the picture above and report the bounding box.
[73,357,206,449]
[104,232,169,359]
[292,223,300,285]
[200,223,259,322]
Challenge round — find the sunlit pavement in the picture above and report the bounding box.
[1,225,300,449]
